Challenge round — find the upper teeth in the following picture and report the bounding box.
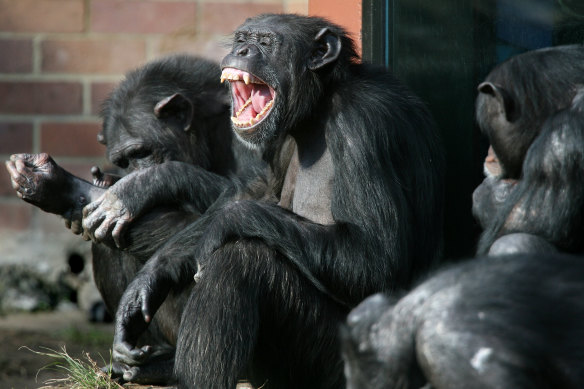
[220,69,262,85]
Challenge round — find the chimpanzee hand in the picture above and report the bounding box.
[113,269,171,367]
[82,189,132,248]
[82,169,158,247]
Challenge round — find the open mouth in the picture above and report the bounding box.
[221,68,275,129]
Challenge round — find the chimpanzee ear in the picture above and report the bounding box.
[478,82,519,122]
[308,27,341,71]
[154,93,194,132]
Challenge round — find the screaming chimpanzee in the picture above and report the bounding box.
[6,54,261,384]
[342,252,584,389]
[82,14,445,388]
[472,45,584,255]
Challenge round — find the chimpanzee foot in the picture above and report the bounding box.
[91,166,121,188]
[5,153,81,215]
[107,350,176,385]
[5,153,105,232]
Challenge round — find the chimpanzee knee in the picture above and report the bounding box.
[175,239,347,389]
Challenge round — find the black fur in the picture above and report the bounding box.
[343,253,584,389]
[112,14,444,389]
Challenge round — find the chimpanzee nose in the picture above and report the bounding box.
[236,45,258,57]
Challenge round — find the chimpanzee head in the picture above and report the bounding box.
[99,54,230,172]
[220,14,358,147]
[475,45,584,179]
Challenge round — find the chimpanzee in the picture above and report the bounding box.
[472,45,584,255]
[82,14,445,388]
[6,54,261,383]
[342,252,584,389]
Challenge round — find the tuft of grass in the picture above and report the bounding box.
[22,345,123,389]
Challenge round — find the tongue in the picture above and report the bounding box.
[251,85,272,114]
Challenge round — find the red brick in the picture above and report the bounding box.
[0,81,83,115]
[91,0,197,34]
[91,82,117,115]
[0,203,32,230]
[287,1,308,14]
[0,122,33,154]
[42,39,146,74]
[0,0,84,33]
[41,122,105,157]
[309,0,362,53]
[0,167,15,196]
[0,39,33,73]
[151,33,230,64]
[200,3,283,34]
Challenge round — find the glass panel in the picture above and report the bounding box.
[363,0,584,258]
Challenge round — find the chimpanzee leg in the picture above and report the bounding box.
[95,209,199,385]
[174,239,347,389]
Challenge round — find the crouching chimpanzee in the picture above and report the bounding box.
[80,14,445,388]
[342,252,584,389]
[472,45,584,255]
[6,54,261,384]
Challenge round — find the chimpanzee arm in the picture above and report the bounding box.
[82,160,235,247]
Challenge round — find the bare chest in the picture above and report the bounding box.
[279,145,334,225]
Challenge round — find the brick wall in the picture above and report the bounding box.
[0,0,307,267]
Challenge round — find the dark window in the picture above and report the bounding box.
[363,0,584,258]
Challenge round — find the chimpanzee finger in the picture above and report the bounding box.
[103,360,129,381]
[4,161,18,181]
[141,292,153,323]
[123,366,140,382]
[70,219,83,235]
[5,165,31,196]
[113,341,152,365]
[82,204,106,238]
[82,199,100,218]
[93,217,114,242]
[112,220,128,249]
[9,154,27,164]
[5,163,22,189]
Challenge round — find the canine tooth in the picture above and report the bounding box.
[243,74,250,85]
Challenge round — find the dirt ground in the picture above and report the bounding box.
[0,310,254,389]
[0,309,115,389]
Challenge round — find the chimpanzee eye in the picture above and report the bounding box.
[235,32,247,44]
[259,36,272,47]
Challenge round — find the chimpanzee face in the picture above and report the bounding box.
[220,20,282,148]
[220,14,343,148]
[99,101,193,172]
